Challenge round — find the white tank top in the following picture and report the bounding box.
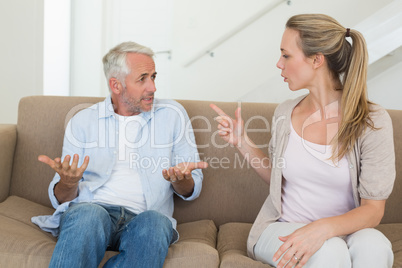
[92,114,147,214]
[278,122,355,223]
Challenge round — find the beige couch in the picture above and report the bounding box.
[0,96,401,267]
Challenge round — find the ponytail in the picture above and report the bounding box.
[286,14,375,161]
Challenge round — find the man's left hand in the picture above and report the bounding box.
[162,162,208,183]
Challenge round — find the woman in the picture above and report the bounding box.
[211,14,395,267]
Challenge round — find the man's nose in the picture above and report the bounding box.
[147,81,157,93]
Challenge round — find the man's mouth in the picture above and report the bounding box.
[142,96,154,102]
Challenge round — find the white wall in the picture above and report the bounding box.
[0,0,44,124]
[69,0,105,97]
[169,0,396,106]
[1,0,400,125]
[69,0,173,99]
[368,62,402,110]
[43,0,71,96]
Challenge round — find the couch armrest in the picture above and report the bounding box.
[0,124,17,202]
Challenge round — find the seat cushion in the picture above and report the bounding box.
[101,242,220,268]
[100,220,220,267]
[0,215,56,268]
[164,219,219,267]
[376,223,402,268]
[0,196,219,267]
[0,196,56,267]
[0,195,55,227]
[217,222,272,267]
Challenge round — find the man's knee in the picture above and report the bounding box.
[128,210,173,242]
[60,203,111,232]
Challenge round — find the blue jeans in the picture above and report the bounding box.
[49,203,174,268]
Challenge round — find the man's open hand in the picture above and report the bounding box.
[162,161,208,183]
[38,154,89,188]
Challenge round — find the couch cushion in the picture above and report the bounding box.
[101,220,220,268]
[0,215,56,268]
[0,195,55,227]
[382,109,402,224]
[176,219,217,248]
[376,223,402,268]
[0,196,219,267]
[217,222,273,267]
[0,124,16,202]
[165,220,219,267]
[0,196,57,267]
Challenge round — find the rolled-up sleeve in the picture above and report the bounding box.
[358,108,396,200]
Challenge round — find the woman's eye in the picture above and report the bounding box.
[282,54,289,59]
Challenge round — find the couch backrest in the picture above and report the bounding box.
[11,96,103,206]
[173,100,275,226]
[10,96,402,226]
[381,109,402,224]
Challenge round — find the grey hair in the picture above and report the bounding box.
[102,41,154,89]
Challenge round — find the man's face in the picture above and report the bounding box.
[119,53,157,115]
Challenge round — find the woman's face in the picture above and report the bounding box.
[276,28,315,91]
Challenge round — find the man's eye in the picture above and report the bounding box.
[151,75,156,80]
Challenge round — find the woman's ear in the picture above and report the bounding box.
[312,53,325,69]
[109,78,121,94]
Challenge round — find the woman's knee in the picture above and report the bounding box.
[346,228,393,267]
[347,228,391,250]
[307,237,351,267]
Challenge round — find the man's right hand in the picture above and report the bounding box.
[38,154,90,187]
[38,154,89,203]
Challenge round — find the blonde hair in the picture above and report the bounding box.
[286,14,375,160]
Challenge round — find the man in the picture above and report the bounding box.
[32,41,207,267]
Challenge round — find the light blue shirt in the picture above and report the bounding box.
[31,96,203,238]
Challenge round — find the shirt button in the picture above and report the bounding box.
[349,164,353,168]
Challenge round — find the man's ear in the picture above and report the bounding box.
[109,78,121,94]
[312,53,325,69]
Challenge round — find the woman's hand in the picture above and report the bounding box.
[210,104,245,147]
[273,221,330,267]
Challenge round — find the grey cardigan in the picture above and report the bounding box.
[247,95,396,259]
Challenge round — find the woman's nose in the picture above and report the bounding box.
[276,58,284,69]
